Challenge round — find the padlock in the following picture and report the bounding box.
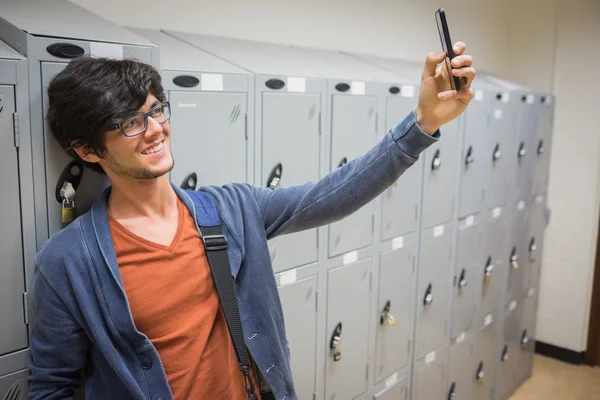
[484,257,494,287]
[493,143,502,161]
[61,199,77,224]
[330,322,343,362]
[458,269,467,290]
[510,248,519,270]
[424,283,433,305]
[432,150,441,170]
[380,301,398,326]
[518,142,526,158]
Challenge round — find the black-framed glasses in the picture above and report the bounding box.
[109,101,171,137]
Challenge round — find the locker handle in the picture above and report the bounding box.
[537,139,545,155]
[476,361,485,383]
[529,237,537,263]
[380,300,398,326]
[267,163,283,190]
[448,382,456,400]
[501,345,509,362]
[431,149,441,170]
[458,269,468,290]
[484,256,494,287]
[424,283,433,305]
[465,146,475,166]
[521,330,529,347]
[330,322,342,362]
[337,157,348,169]
[180,172,198,190]
[55,161,84,203]
[493,144,502,161]
[518,142,526,158]
[510,247,519,270]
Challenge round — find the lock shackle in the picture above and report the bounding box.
[55,161,84,203]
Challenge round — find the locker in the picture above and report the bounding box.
[515,289,538,386]
[165,31,324,272]
[416,225,453,359]
[512,92,539,203]
[0,369,28,400]
[372,374,409,400]
[414,347,448,400]
[478,207,509,322]
[380,95,422,240]
[458,90,489,218]
[474,313,499,400]
[328,94,378,257]
[278,273,318,400]
[325,258,372,400]
[375,245,415,383]
[0,85,28,358]
[506,202,531,306]
[532,95,555,197]
[528,195,548,288]
[451,217,482,338]
[422,116,461,229]
[497,302,520,400]
[447,333,477,400]
[0,0,160,243]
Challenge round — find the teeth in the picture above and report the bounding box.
[142,141,163,155]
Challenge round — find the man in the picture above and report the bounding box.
[27,42,476,400]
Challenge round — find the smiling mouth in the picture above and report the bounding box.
[142,140,164,155]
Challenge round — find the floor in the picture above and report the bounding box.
[509,354,600,399]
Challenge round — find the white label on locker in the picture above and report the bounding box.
[426,351,436,364]
[493,207,502,218]
[287,77,306,93]
[178,103,197,108]
[518,201,526,210]
[466,215,475,227]
[456,332,466,343]
[474,90,484,101]
[536,195,544,204]
[434,225,444,237]
[343,251,358,265]
[351,81,366,95]
[485,314,493,327]
[528,288,536,297]
[401,84,415,98]
[385,372,398,389]
[392,236,404,250]
[494,109,503,120]
[279,269,297,286]
[502,92,510,103]
[90,42,123,59]
[509,300,517,311]
[201,74,224,91]
[527,94,535,104]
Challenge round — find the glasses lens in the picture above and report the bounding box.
[122,115,146,136]
[151,103,170,123]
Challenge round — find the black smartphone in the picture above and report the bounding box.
[435,8,462,91]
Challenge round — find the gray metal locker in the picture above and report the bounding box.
[276,266,318,400]
[129,28,253,188]
[416,224,453,359]
[532,95,555,197]
[414,346,448,400]
[452,216,482,338]
[506,201,531,307]
[515,288,538,386]
[447,333,477,400]
[372,374,409,400]
[0,0,159,246]
[513,92,540,203]
[0,38,35,400]
[325,258,372,400]
[497,301,520,400]
[478,206,509,324]
[375,244,415,384]
[165,31,323,273]
[528,195,548,289]
[474,312,500,400]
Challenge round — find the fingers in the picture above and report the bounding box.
[452,66,476,89]
[423,51,447,77]
[438,87,474,102]
[452,41,466,56]
[451,55,472,68]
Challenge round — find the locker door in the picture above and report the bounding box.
[422,117,461,228]
[479,208,509,320]
[452,220,482,337]
[532,98,554,197]
[417,228,452,359]
[278,275,317,400]
[41,62,110,236]
[325,258,371,400]
[0,85,28,356]
[262,93,321,273]
[474,314,499,400]
[169,91,248,186]
[380,96,421,240]
[498,304,520,400]
[373,375,408,400]
[486,92,514,209]
[0,369,29,400]
[515,291,538,385]
[506,203,530,305]
[328,95,377,258]
[447,335,477,400]
[414,350,447,400]
[459,95,488,218]
[375,245,415,383]
[529,197,547,288]
[513,95,539,203]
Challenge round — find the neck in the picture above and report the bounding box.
[106,174,177,221]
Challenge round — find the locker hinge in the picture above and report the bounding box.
[318,111,322,135]
[244,112,248,139]
[23,292,29,324]
[13,112,20,148]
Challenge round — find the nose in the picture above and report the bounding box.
[143,116,163,140]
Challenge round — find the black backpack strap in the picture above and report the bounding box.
[187,190,257,400]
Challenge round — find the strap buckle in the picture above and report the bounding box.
[203,234,228,251]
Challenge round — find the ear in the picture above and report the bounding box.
[71,141,102,164]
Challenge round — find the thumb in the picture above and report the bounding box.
[422,51,447,78]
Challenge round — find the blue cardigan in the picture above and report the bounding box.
[27,110,439,400]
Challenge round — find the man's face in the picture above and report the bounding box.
[84,94,174,181]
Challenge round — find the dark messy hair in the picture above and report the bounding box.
[46,56,166,174]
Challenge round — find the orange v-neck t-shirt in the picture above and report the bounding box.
[108,198,260,399]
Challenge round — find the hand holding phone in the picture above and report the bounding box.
[435,8,462,91]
